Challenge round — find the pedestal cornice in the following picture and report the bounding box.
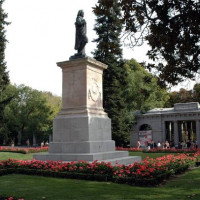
[57,57,108,71]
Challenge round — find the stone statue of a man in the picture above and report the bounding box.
[70,10,88,60]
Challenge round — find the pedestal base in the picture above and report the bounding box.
[34,151,141,165]
[33,114,141,165]
[48,140,115,154]
[52,114,112,143]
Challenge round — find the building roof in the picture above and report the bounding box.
[140,102,200,116]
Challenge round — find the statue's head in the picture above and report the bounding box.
[77,10,84,17]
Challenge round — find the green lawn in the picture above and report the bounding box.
[0,168,200,200]
[0,152,47,161]
[0,152,33,160]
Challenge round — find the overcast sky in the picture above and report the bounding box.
[3,0,196,96]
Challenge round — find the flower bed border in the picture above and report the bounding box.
[116,147,199,154]
[0,147,48,154]
[0,168,169,186]
[0,153,197,187]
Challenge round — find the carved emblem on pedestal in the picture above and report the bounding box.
[88,79,101,102]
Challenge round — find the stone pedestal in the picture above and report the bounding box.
[34,57,141,165]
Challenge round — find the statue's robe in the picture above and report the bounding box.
[75,16,88,52]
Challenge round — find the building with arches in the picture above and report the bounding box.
[130,102,200,148]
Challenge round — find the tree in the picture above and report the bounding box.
[40,91,62,139]
[124,59,169,113]
[120,0,200,86]
[41,92,62,120]
[0,0,10,123]
[2,85,54,145]
[0,0,12,144]
[0,84,17,144]
[93,0,133,146]
[164,83,200,108]
[164,89,193,108]
[193,83,200,102]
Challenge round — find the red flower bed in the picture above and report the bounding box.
[116,146,199,154]
[0,153,197,186]
[116,147,143,152]
[0,146,48,154]
[0,197,24,200]
[144,148,198,154]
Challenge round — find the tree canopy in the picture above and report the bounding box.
[0,84,62,145]
[165,83,200,108]
[0,0,9,89]
[124,59,169,113]
[0,0,10,123]
[120,0,200,86]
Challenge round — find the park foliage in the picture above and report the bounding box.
[0,85,61,146]
[0,0,12,144]
[119,0,200,86]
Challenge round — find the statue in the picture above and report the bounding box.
[70,10,88,60]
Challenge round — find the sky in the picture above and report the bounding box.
[3,0,197,96]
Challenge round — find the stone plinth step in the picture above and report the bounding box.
[34,151,129,162]
[100,156,141,165]
[33,151,141,165]
[34,152,141,165]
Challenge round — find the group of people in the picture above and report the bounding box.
[41,141,48,147]
[178,140,198,149]
[137,140,198,149]
[146,140,170,150]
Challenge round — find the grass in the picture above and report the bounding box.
[0,152,48,161]
[0,167,200,200]
[0,152,33,160]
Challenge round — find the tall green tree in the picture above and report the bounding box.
[124,59,169,113]
[0,85,17,144]
[93,0,132,146]
[0,0,10,123]
[0,0,13,143]
[120,0,200,86]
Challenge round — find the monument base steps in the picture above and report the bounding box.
[48,141,116,153]
[34,151,141,165]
